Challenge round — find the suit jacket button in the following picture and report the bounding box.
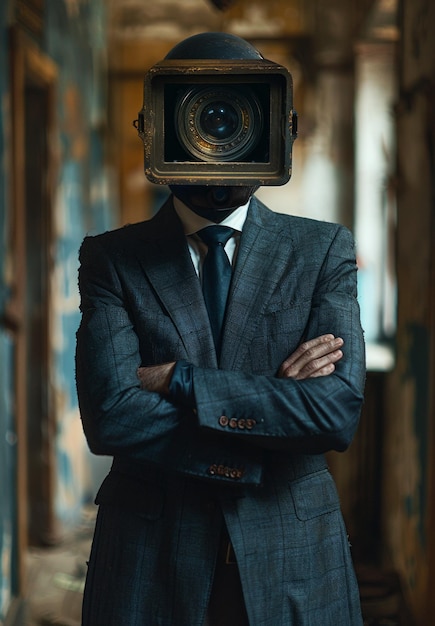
[246,419,256,430]
[219,415,229,427]
[238,419,246,429]
[229,418,238,429]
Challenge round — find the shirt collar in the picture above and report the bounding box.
[173,194,250,236]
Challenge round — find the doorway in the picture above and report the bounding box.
[8,26,58,600]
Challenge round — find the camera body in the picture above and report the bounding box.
[136,57,297,187]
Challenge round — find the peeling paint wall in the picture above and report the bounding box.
[0,2,17,621]
[0,0,116,620]
[43,0,116,526]
[0,335,15,623]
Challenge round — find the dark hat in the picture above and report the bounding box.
[165,32,263,61]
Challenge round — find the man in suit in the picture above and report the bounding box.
[76,33,365,626]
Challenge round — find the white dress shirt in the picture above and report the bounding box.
[173,195,250,280]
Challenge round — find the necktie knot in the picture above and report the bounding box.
[198,225,234,248]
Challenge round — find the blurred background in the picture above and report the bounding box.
[0,0,434,624]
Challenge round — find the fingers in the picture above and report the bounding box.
[284,349,343,380]
[278,334,344,380]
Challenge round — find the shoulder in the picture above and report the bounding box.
[79,196,177,257]
[251,196,353,245]
[82,220,147,246]
[78,221,146,266]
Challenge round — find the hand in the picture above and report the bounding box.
[137,362,176,395]
[278,334,343,380]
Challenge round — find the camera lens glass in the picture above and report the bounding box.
[200,102,239,141]
[175,86,263,162]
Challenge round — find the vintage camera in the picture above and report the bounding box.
[135,52,298,187]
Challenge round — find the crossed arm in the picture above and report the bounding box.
[76,225,365,482]
[137,333,345,396]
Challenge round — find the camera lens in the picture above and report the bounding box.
[175,86,263,162]
[200,103,239,141]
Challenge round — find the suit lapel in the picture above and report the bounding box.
[220,197,292,370]
[133,195,295,371]
[135,198,217,368]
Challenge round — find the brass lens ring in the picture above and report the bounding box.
[175,86,263,162]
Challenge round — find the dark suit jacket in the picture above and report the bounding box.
[76,195,365,625]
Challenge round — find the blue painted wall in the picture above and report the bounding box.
[0,0,116,619]
[0,335,16,621]
[43,0,115,524]
[0,2,17,621]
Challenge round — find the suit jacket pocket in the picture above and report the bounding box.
[290,469,340,521]
[95,470,164,520]
[248,299,311,374]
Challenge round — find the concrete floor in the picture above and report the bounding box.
[25,507,95,626]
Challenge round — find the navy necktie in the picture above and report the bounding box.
[198,226,234,354]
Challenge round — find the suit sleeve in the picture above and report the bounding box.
[75,235,263,485]
[192,225,366,454]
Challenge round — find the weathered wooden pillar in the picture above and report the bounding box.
[381,0,435,623]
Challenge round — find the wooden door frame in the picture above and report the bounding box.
[427,104,435,621]
[7,25,57,593]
